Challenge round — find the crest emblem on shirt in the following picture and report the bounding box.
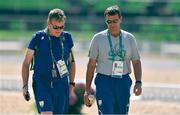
[41,36,44,40]
[98,100,102,107]
[39,101,44,108]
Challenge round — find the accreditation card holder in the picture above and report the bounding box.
[56,60,68,78]
[112,61,123,78]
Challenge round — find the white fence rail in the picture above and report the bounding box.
[0,76,180,102]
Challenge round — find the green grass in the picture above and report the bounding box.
[0,30,179,42]
[0,30,95,41]
[168,2,180,13]
[70,31,95,41]
[0,0,69,10]
[133,32,180,42]
[89,1,149,13]
[0,1,179,14]
[141,24,180,33]
[0,30,35,41]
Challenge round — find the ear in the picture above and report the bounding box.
[119,16,122,23]
[47,21,51,27]
[63,18,66,22]
[62,19,66,25]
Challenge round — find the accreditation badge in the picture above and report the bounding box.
[56,60,68,78]
[112,61,123,78]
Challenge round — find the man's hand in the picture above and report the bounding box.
[84,91,94,107]
[69,85,77,105]
[133,83,142,96]
[23,85,31,101]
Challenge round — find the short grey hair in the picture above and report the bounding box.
[47,8,66,22]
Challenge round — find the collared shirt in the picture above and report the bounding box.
[28,29,74,78]
[88,29,140,75]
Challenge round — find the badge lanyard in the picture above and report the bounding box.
[107,30,125,61]
[48,36,64,76]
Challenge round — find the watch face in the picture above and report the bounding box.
[70,82,75,87]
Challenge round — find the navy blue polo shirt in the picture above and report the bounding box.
[28,29,74,78]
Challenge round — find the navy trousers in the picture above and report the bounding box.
[95,73,132,115]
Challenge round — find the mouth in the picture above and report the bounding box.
[53,32,61,37]
[55,30,61,34]
[109,26,116,30]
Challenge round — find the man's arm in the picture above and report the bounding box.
[68,49,76,86]
[132,59,142,96]
[84,58,96,107]
[85,58,96,93]
[132,59,142,81]
[21,49,34,101]
[68,49,77,105]
[22,49,34,86]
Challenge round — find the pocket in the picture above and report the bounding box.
[94,74,100,85]
[32,80,37,99]
[126,76,132,89]
[32,76,37,91]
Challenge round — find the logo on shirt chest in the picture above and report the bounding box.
[41,36,44,40]
[108,43,126,61]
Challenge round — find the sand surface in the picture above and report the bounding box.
[0,54,180,114]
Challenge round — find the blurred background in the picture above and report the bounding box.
[0,0,180,114]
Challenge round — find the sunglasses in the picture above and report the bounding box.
[106,19,119,24]
[50,22,64,30]
[52,25,64,30]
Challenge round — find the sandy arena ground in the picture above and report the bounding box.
[1,91,180,115]
[0,54,180,114]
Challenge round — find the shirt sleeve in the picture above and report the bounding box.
[130,35,140,60]
[28,32,41,50]
[88,35,98,59]
[65,32,74,50]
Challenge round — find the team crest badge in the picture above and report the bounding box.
[98,100,102,107]
[41,36,44,40]
[39,101,44,108]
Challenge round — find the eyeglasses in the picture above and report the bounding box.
[106,19,119,24]
[50,22,64,30]
[52,25,64,30]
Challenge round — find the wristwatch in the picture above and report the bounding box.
[135,80,142,85]
[70,82,75,87]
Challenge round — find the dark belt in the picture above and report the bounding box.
[97,73,129,78]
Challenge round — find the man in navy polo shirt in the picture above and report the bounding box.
[21,8,76,114]
[84,5,142,114]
